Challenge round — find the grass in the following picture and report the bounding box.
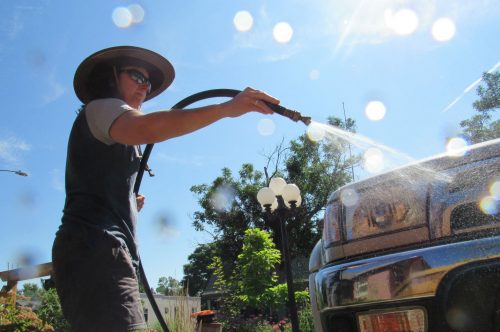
[147,295,198,332]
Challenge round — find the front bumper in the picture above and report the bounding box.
[310,236,500,325]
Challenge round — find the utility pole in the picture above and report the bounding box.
[342,102,355,181]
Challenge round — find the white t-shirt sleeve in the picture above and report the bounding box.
[85,98,140,145]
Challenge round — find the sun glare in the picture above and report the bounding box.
[491,181,500,198]
[128,4,145,24]
[385,9,419,36]
[363,148,385,174]
[480,196,498,215]
[273,22,293,43]
[112,7,132,28]
[365,101,386,121]
[432,18,456,42]
[306,122,326,142]
[309,69,320,80]
[112,4,145,28]
[340,188,359,207]
[210,185,236,212]
[234,10,253,32]
[257,118,276,136]
[446,137,468,156]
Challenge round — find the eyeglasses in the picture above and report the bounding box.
[121,69,151,90]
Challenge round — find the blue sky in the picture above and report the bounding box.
[1,0,499,290]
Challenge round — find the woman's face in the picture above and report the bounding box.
[117,66,151,109]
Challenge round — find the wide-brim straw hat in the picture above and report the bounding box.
[74,46,175,103]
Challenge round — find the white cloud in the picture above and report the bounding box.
[2,5,40,40]
[43,72,66,103]
[0,136,31,164]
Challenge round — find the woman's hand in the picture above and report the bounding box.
[136,194,145,212]
[222,87,279,117]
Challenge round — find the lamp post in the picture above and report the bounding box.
[0,169,28,177]
[257,177,301,332]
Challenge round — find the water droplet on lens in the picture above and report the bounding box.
[234,10,253,32]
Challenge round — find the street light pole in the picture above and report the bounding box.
[0,169,28,177]
[258,178,301,332]
[276,196,300,332]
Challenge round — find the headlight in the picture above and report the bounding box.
[323,200,341,247]
[344,180,427,240]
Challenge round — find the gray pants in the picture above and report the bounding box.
[52,223,147,332]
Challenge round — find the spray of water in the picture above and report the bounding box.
[308,121,452,182]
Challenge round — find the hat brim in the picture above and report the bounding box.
[74,46,175,104]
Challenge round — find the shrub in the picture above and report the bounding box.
[0,303,54,332]
[36,289,70,332]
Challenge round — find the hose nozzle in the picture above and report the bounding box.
[264,102,312,126]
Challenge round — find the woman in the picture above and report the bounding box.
[52,45,279,331]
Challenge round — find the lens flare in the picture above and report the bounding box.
[273,22,293,43]
[257,118,276,136]
[154,212,178,238]
[479,196,498,215]
[234,10,253,32]
[16,251,38,266]
[128,4,145,24]
[112,7,133,28]
[446,307,471,331]
[432,18,456,42]
[385,9,419,36]
[306,122,326,142]
[491,181,500,198]
[365,101,386,121]
[309,69,320,80]
[446,137,469,157]
[210,185,236,212]
[340,188,359,207]
[18,190,36,208]
[112,4,145,28]
[363,148,385,174]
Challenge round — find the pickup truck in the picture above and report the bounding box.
[308,138,499,332]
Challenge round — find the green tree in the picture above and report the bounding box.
[190,164,268,268]
[234,228,281,308]
[190,117,357,273]
[36,288,70,332]
[207,255,241,331]
[21,283,42,302]
[209,228,311,331]
[156,276,182,296]
[460,71,500,143]
[209,228,279,330]
[182,242,218,296]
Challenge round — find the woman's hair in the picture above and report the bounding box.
[86,62,119,101]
